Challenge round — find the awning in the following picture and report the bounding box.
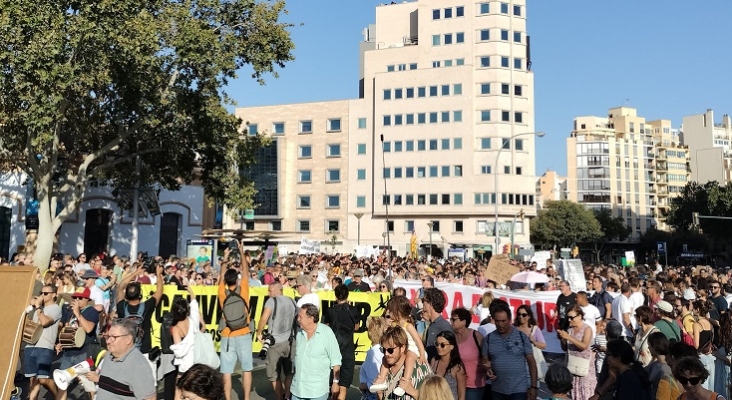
[472,245,493,252]
[420,233,444,244]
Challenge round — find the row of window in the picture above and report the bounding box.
[382,138,462,152]
[383,84,462,100]
[298,144,343,159]
[297,195,343,209]
[431,58,465,68]
[474,193,535,206]
[382,165,464,179]
[297,169,341,183]
[383,111,463,125]
[477,29,523,43]
[478,2,522,16]
[478,55,525,70]
[432,6,465,19]
[387,54,526,72]
[248,119,342,136]
[478,110,525,123]
[479,83,524,96]
[381,193,464,206]
[297,220,341,233]
[292,218,525,235]
[386,63,418,72]
[432,32,466,46]
[432,3,523,19]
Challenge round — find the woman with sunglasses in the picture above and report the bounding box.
[378,280,392,293]
[673,354,726,400]
[605,339,652,400]
[559,305,596,400]
[514,305,547,382]
[451,308,485,400]
[429,331,467,400]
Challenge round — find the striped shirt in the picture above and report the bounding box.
[481,327,532,395]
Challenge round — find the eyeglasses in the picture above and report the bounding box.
[380,285,387,289]
[518,313,529,318]
[421,278,429,282]
[711,286,720,289]
[380,346,397,354]
[384,314,391,319]
[567,315,580,320]
[435,342,451,348]
[676,376,702,386]
[105,333,131,342]
[450,317,460,322]
[40,291,54,295]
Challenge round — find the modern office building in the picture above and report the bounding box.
[567,107,689,240]
[535,170,567,209]
[235,0,539,257]
[682,109,732,184]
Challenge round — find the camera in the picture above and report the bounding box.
[258,331,275,360]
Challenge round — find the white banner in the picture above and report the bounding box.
[278,245,288,257]
[557,259,586,294]
[530,251,551,270]
[393,280,564,353]
[299,237,321,255]
[355,245,379,259]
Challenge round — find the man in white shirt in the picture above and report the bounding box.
[628,277,645,327]
[80,270,106,312]
[576,291,601,340]
[611,282,635,342]
[295,275,320,310]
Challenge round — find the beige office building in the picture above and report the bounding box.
[682,109,732,184]
[235,0,538,257]
[567,107,688,240]
[536,171,567,209]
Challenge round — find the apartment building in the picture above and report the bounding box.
[235,0,539,257]
[567,107,685,240]
[682,109,732,184]
[536,170,567,209]
[647,120,690,230]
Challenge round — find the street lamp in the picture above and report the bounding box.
[354,213,364,246]
[494,131,545,256]
[427,221,434,262]
[382,232,387,255]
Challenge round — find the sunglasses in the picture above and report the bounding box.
[436,342,451,348]
[567,315,580,320]
[711,286,720,289]
[384,314,391,319]
[518,313,529,317]
[40,291,54,295]
[380,346,397,354]
[676,376,701,386]
[380,285,387,289]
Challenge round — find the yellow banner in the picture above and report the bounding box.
[142,285,390,362]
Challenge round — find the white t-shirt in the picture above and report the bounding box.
[296,292,320,310]
[580,304,602,340]
[477,323,496,337]
[611,294,633,337]
[629,291,644,329]
[89,285,106,311]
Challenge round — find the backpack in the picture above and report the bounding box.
[679,315,695,347]
[329,303,356,346]
[160,311,175,354]
[221,287,250,331]
[123,300,146,347]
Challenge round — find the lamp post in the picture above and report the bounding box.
[494,131,544,256]
[427,221,433,262]
[382,232,387,255]
[354,213,364,246]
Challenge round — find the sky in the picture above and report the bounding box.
[226,1,732,177]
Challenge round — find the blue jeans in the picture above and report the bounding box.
[492,391,527,400]
[292,393,328,400]
[466,387,486,400]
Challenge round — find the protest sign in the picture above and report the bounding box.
[299,237,320,254]
[557,259,586,293]
[624,251,635,266]
[530,251,551,270]
[484,255,521,285]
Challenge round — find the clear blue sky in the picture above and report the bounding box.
[226,1,732,176]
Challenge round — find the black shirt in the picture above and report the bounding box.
[556,292,577,330]
[116,297,157,353]
[347,281,371,292]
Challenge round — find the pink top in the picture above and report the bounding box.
[457,329,486,389]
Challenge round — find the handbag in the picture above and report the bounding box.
[193,330,220,370]
[567,354,590,377]
[531,326,548,381]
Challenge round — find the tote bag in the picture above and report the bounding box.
[193,330,220,370]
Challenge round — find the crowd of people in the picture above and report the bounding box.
[6,245,732,400]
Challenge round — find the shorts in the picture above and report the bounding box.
[265,341,293,381]
[23,347,55,379]
[220,334,253,374]
[59,352,89,370]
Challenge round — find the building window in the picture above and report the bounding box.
[357,169,366,180]
[300,120,312,134]
[454,138,463,149]
[327,144,341,157]
[406,141,414,151]
[480,56,490,67]
[480,2,489,14]
[453,110,463,122]
[480,29,490,41]
[430,139,438,150]
[432,35,440,46]
[429,166,438,177]
[418,87,426,97]
[515,85,522,96]
[441,85,450,96]
[417,140,426,150]
[299,145,312,158]
[247,124,258,136]
[501,29,508,41]
[356,196,366,208]
[456,32,464,43]
[441,165,450,177]
[270,221,282,231]
[454,165,463,176]
[481,83,490,94]
[430,194,438,205]
[441,111,450,123]
[326,195,340,208]
[326,220,339,233]
[515,139,524,151]
[444,8,452,18]
[432,9,440,19]
[442,194,450,205]
[429,112,438,123]
[406,88,414,98]
[504,166,510,174]
[358,118,367,129]
[501,84,510,95]
[394,141,403,152]
[513,5,521,16]
[454,220,464,233]
[417,194,426,205]
[383,89,391,100]
[429,86,438,97]
[406,167,414,178]
[327,118,341,132]
[272,122,284,134]
[500,2,508,13]
[481,138,491,149]
[501,57,509,68]
[383,168,391,179]
[298,220,310,232]
[357,143,366,154]
[444,34,453,45]
[405,220,415,232]
[502,111,510,122]
[431,221,441,232]
[456,58,465,65]
[406,114,415,124]
[502,138,510,149]
[454,193,463,205]
[481,165,492,174]
[480,110,491,122]
[514,58,522,69]
[382,194,390,205]
[394,88,403,99]
[516,167,523,175]
[456,6,464,17]
[398,64,406,71]
[406,195,414,205]
[453,83,462,95]
[394,168,403,178]
[515,112,523,123]
[409,63,417,70]
[298,170,311,183]
[297,196,311,209]
[514,31,522,42]
[327,169,341,182]
[387,65,395,72]
[417,167,426,178]
[383,115,391,126]
[441,138,450,150]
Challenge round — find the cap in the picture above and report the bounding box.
[354,269,364,277]
[72,287,92,300]
[80,270,99,279]
[655,300,673,314]
[683,288,696,300]
[286,270,298,279]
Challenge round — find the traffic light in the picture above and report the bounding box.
[692,212,700,226]
[502,244,509,254]
[572,246,579,258]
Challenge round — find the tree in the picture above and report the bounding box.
[590,208,631,262]
[530,200,602,249]
[666,181,732,241]
[0,0,295,270]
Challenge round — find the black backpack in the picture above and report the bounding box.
[123,300,146,347]
[160,312,175,354]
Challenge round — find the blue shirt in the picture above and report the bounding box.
[481,327,532,395]
[291,323,342,398]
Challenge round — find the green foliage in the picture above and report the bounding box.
[589,208,631,261]
[666,181,732,241]
[0,0,295,231]
[530,200,602,249]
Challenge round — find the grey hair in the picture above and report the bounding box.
[301,303,319,323]
[112,318,142,339]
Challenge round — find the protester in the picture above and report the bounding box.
[24,285,62,400]
[715,313,732,399]
[360,317,389,400]
[347,269,371,292]
[590,277,612,320]
[653,301,681,342]
[417,375,456,400]
[373,326,432,399]
[605,340,653,400]
[556,281,577,331]
[673,356,725,400]
[218,259,253,400]
[610,283,634,342]
[423,288,455,360]
[291,303,341,400]
[324,284,359,400]
[634,306,660,367]
[451,307,486,400]
[176,364,225,400]
[256,282,297,400]
[429,331,467,400]
[577,291,602,340]
[471,291,494,323]
[694,299,717,391]
[559,305,596,400]
[295,274,320,309]
[644,332,681,400]
[545,364,573,400]
[169,286,201,374]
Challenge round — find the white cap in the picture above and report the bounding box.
[683,288,696,300]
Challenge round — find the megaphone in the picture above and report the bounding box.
[53,358,94,391]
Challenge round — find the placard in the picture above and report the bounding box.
[299,237,321,254]
[484,254,521,285]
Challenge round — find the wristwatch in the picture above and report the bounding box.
[333,379,340,384]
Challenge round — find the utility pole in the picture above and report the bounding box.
[130,149,141,260]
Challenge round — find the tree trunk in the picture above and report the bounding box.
[33,188,56,272]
